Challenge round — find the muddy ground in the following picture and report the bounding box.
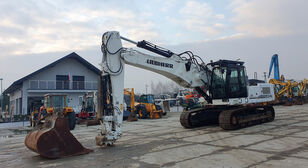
[1,105,308,168]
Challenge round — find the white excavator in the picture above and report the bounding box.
[95,31,275,146]
[25,31,275,158]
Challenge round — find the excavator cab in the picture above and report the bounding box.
[25,94,91,158]
[209,60,248,100]
[139,94,155,104]
[44,94,73,115]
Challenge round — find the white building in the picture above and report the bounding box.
[3,52,101,115]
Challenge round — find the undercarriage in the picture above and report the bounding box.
[180,104,275,130]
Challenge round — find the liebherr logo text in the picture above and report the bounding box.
[146,59,173,69]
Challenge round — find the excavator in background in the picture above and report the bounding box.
[268,54,280,80]
[268,54,307,105]
[76,92,102,126]
[299,79,307,97]
[77,92,97,120]
[123,88,138,121]
[294,79,308,104]
[25,31,276,158]
[269,79,296,105]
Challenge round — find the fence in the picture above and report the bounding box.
[28,80,98,90]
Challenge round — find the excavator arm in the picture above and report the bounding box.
[268,54,280,80]
[96,31,210,146]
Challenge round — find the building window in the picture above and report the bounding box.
[73,76,85,90]
[56,75,69,90]
[30,81,38,89]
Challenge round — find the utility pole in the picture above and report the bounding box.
[254,72,258,79]
[145,84,148,94]
[263,72,267,82]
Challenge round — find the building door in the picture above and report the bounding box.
[56,75,69,90]
[16,99,18,115]
[73,76,85,90]
[27,97,44,115]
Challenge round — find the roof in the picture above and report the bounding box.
[248,79,265,86]
[208,60,245,67]
[3,52,101,94]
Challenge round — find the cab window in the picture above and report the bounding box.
[211,67,227,99]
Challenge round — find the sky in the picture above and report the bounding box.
[0,0,308,93]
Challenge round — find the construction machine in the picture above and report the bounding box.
[294,79,307,104]
[25,94,91,158]
[136,94,163,119]
[29,94,76,129]
[268,54,280,80]
[268,54,306,105]
[123,88,138,121]
[95,31,275,146]
[76,92,102,126]
[77,92,97,119]
[25,31,275,158]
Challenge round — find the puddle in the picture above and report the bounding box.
[0,129,31,139]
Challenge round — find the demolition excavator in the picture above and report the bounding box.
[25,31,275,158]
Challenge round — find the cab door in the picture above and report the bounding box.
[226,66,247,98]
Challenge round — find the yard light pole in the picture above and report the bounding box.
[145,84,148,94]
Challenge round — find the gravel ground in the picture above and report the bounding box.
[1,105,308,168]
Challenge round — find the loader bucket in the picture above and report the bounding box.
[25,115,92,159]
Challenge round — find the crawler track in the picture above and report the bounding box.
[219,106,275,130]
[180,105,275,130]
[180,107,221,128]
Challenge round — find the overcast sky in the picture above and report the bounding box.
[0,0,308,93]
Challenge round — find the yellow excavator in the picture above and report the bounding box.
[269,78,296,105]
[299,79,307,97]
[269,78,307,105]
[294,79,307,104]
[268,54,307,105]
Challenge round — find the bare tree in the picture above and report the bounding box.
[150,80,183,95]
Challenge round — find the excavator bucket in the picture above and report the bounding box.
[25,114,92,159]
